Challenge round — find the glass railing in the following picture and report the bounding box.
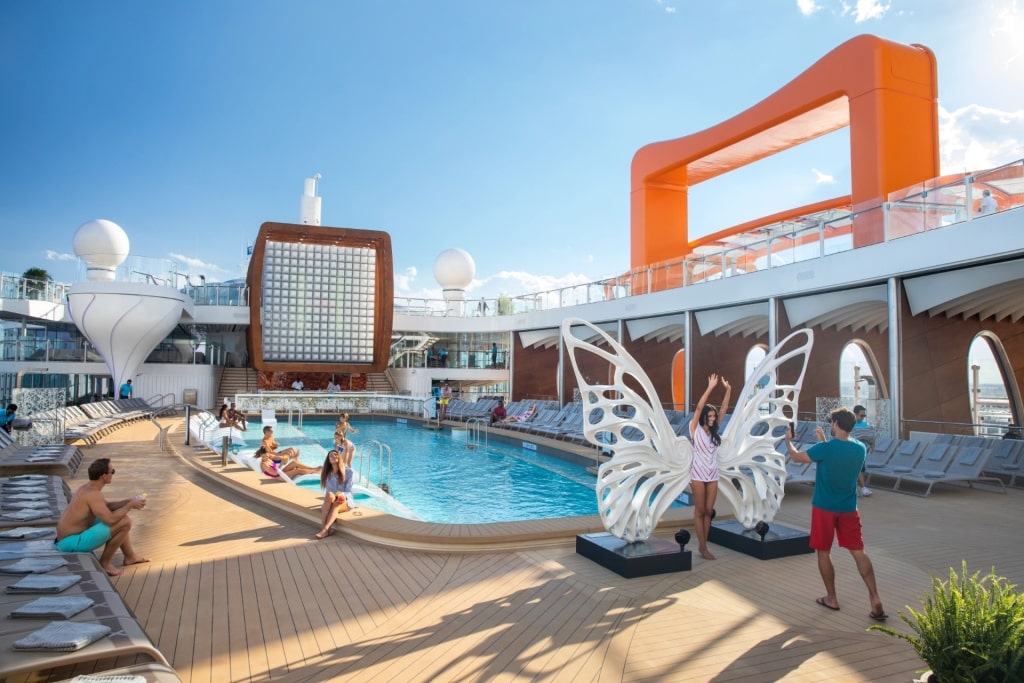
[0,275,70,304]
[4,160,1022,319]
[395,158,1023,316]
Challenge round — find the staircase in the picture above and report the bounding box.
[366,372,395,393]
[217,367,260,407]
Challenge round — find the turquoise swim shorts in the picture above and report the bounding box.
[55,519,112,552]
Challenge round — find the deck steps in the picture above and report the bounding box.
[216,367,259,408]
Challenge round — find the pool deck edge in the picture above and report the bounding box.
[171,417,699,552]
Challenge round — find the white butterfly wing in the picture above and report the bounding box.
[717,329,814,529]
[562,318,692,543]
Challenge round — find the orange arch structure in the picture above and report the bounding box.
[630,34,939,269]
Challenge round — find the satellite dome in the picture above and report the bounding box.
[73,219,130,282]
[433,248,475,290]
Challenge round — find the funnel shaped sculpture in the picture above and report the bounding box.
[67,282,190,393]
[562,318,813,542]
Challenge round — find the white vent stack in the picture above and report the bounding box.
[300,173,322,225]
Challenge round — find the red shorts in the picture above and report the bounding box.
[809,506,864,551]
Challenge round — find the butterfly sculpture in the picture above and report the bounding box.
[561,318,813,543]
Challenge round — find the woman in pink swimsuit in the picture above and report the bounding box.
[689,374,731,561]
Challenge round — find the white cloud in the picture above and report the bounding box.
[852,0,890,21]
[839,0,889,21]
[664,6,676,13]
[394,266,418,293]
[169,252,228,274]
[938,103,1024,174]
[811,168,835,184]
[45,250,76,261]
[797,0,821,16]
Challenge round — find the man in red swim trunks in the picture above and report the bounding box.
[785,407,888,621]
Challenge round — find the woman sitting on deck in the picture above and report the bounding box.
[315,449,351,539]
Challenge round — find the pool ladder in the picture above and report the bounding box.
[357,439,393,494]
[466,418,489,449]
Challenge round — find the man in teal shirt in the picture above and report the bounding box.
[0,404,17,433]
[118,379,132,399]
[786,407,887,620]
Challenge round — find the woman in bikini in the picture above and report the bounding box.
[689,374,731,561]
[258,447,319,479]
[335,414,359,467]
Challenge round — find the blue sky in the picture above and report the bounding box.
[1,0,1022,300]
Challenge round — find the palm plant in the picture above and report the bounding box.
[21,267,52,299]
[870,561,1024,682]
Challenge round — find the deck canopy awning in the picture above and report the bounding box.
[694,303,768,338]
[625,314,687,344]
[904,258,1024,323]
[520,322,617,350]
[784,284,889,334]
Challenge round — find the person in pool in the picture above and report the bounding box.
[335,414,359,466]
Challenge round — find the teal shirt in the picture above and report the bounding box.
[807,438,866,513]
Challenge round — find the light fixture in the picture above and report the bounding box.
[674,529,691,549]
[754,521,770,541]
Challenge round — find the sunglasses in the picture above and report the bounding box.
[107,468,116,475]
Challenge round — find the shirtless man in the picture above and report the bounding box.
[55,458,149,576]
[260,425,299,462]
[228,402,248,430]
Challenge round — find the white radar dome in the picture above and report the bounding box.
[433,248,475,290]
[73,219,130,282]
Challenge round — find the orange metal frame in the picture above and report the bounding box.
[630,34,939,270]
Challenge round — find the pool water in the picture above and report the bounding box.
[257,417,604,524]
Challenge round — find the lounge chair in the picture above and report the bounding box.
[982,438,1024,487]
[865,439,925,487]
[896,445,1006,496]
[883,443,957,491]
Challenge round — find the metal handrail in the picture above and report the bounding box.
[466,418,489,449]
[357,439,393,493]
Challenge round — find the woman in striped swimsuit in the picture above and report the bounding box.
[689,374,731,560]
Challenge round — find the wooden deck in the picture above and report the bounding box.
[17,418,1024,682]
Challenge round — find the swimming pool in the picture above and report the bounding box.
[253,417,607,524]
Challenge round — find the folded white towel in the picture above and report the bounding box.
[0,527,56,540]
[71,674,147,683]
[2,500,51,510]
[13,620,112,651]
[0,509,50,521]
[10,595,95,618]
[7,573,82,593]
[2,492,50,501]
[1,557,69,574]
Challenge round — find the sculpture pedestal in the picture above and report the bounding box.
[576,532,691,578]
[708,520,813,560]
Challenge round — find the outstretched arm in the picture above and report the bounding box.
[784,431,812,464]
[689,374,720,435]
[719,378,732,418]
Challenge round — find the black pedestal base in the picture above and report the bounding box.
[708,520,813,560]
[576,532,691,578]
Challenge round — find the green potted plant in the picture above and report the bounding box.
[870,561,1024,682]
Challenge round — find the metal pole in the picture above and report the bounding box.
[184,405,191,445]
[221,436,229,467]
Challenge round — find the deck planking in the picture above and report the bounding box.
[12,417,1024,682]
